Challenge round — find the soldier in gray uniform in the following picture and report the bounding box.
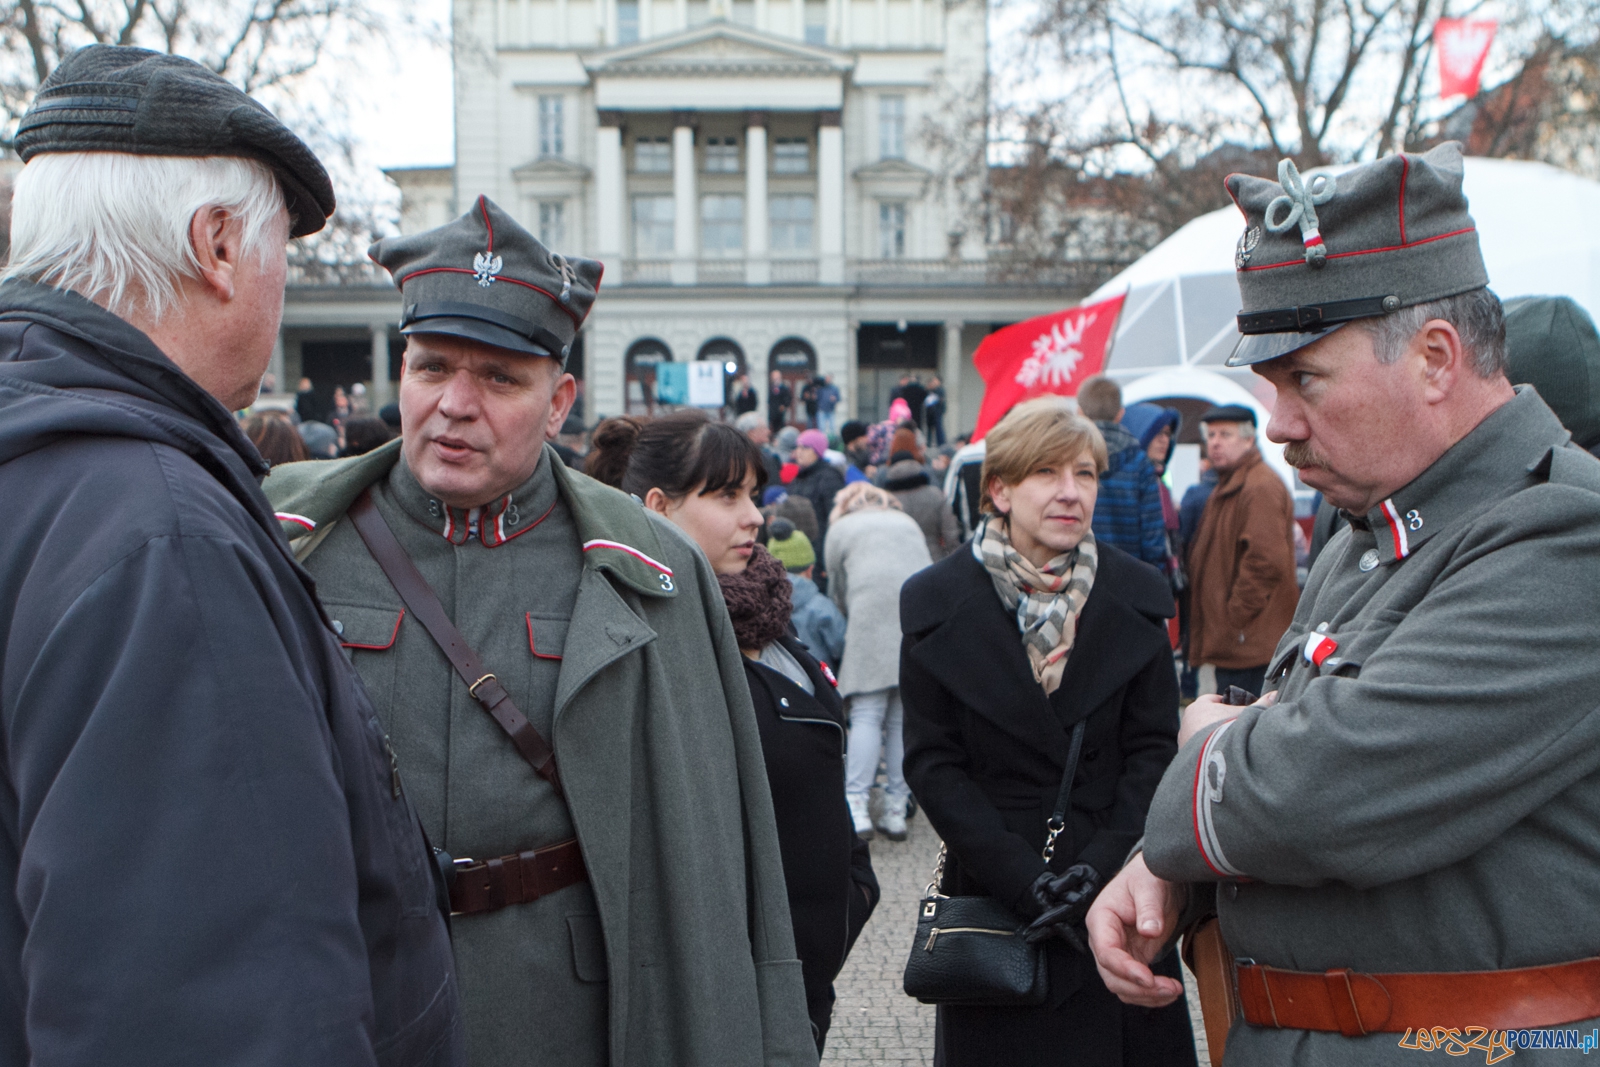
[1086,142,1600,1064]
[264,198,817,1067]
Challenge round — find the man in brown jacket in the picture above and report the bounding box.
[1187,404,1298,695]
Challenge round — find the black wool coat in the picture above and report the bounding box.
[0,281,461,1067]
[743,636,879,1041]
[900,544,1196,1066]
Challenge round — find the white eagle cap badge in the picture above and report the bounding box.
[473,251,503,287]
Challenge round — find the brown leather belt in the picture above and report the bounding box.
[450,838,587,916]
[1236,956,1600,1035]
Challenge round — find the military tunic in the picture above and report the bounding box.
[307,452,602,1066]
[1144,388,1600,1064]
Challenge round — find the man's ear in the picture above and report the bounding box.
[1417,319,1465,404]
[545,369,577,438]
[189,206,243,302]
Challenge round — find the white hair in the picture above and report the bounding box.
[3,152,287,323]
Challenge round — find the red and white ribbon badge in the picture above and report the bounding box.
[1303,632,1338,667]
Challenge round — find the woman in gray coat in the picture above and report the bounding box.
[825,484,933,841]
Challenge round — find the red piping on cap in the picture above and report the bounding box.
[1397,155,1409,246]
[1237,226,1477,272]
[396,267,584,328]
[478,196,495,252]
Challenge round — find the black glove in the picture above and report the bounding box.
[1021,864,1102,951]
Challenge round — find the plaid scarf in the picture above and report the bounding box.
[973,516,1098,695]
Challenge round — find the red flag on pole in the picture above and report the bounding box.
[971,294,1126,441]
[1435,18,1497,98]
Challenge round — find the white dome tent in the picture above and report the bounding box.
[1082,156,1600,501]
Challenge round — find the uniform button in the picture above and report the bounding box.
[331,620,344,635]
[1359,549,1381,572]
[779,698,790,708]
[1226,882,1239,900]
[1316,622,1330,633]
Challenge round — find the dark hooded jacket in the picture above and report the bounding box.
[0,281,461,1067]
[1503,295,1600,456]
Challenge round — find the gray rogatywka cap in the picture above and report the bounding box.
[369,195,604,364]
[1225,141,1490,367]
[14,44,335,237]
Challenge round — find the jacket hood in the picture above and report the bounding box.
[1095,419,1140,454]
[1121,403,1181,452]
[788,573,820,606]
[1503,295,1600,450]
[882,458,932,491]
[0,280,268,501]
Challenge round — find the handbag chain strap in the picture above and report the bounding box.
[925,718,1089,893]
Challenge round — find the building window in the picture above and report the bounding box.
[634,136,671,172]
[538,95,564,158]
[879,95,906,159]
[704,136,740,173]
[633,196,675,256]
[804,0,827,44]
[879,202,907,259]
[772,137,809,174]
[770,196,814,252]
[625,338,672,415]
[539,201,566,248]
[617,0,640,42]
[701,195,744,254]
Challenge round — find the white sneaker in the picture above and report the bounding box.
[877,796,908,842]
[848,793,874,840]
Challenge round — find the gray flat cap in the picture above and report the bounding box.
[15,45,335,238]
[370,196,603,364]
[1225,142,1489,367]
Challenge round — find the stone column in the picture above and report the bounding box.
[844,319,859,419]
[817,110,844,285]
[595,114,625,267]
[268,331,285,396]
[672,112,698,286]
[369,322,392,407]
[941,319,964,438]
[745,112,769,286]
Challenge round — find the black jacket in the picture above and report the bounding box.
[0,282,461,1067]
[787,459,845,546]
[900,545,1180,1008]
[743,637,878,1033]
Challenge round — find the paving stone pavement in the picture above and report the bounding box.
[821,801,1211,1065]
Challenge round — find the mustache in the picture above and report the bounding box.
[1281,441,1326,469]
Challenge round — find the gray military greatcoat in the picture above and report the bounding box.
[265,441,816,1067]
[1145,388,1600,1065]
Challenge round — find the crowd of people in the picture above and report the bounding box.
[6,41,1600,1067]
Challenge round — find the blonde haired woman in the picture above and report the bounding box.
[900,397,1194,1066]
[826,482,933,840]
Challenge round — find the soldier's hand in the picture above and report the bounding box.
[1086,853,1186,1007]
[1178,691,1277,747]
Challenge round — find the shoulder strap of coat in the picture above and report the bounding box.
[347,488,562,796]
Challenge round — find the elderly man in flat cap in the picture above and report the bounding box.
[264,197,818,1067]
[1087,142,1600,1065]
[0,46,461,1067]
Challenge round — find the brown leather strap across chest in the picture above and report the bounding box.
[450,838,587,916]
[347,488,563,796]
[1235,955,1600,1035]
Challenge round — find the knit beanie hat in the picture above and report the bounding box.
[766,518,816,571]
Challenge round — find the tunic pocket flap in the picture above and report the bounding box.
[327,603,405,650]
[527,615,569,660]
[567,913,608,983]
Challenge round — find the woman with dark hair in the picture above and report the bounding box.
[588,410,878,1053]
[900,396,1195,1067]
[241,412,308,467]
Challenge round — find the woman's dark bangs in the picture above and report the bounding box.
[694,423,767,496]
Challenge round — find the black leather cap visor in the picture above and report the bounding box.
[1227,322,1350,367]
[401,301,557,360]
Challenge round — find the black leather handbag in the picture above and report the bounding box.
[902,720,1086,1007]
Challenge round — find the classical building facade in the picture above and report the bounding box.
[277,0,1114,435]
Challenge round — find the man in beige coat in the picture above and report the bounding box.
[1185,405,1298,696]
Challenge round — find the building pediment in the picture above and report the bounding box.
[587,22,854,77]
[512,156,593,182]
[853,157,934,194]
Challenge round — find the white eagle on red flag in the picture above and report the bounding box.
[1015,312,1098,389]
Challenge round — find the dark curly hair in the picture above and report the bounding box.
[587,410,767,501]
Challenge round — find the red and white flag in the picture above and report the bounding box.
[971,294,1125,441]
[1435,18,1497,98]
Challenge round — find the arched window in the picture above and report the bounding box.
[698,337,747,408]
[767,337,819,429]
[625,338,673,416]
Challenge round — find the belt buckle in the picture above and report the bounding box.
[468,673,497,699]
